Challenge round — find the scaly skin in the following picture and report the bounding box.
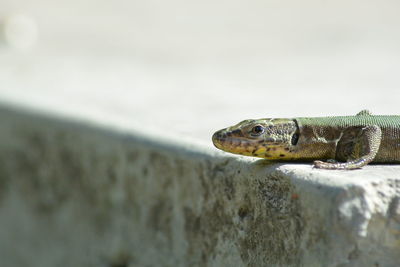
[212,110,400,170]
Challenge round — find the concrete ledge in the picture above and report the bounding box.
[0,105,399,267]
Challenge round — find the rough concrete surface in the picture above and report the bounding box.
[0,106,399,267]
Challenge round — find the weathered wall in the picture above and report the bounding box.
[0,106,399,267]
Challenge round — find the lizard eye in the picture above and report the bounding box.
[251,125,264,135]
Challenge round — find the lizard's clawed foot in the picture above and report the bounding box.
[312,160,326,169]
[313,160,343,169]
[312,160,364,170]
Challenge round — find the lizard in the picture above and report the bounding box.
[212,110,400,170]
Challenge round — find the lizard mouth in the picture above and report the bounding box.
[212,129,261,156]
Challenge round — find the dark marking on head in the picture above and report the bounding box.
[291,133,299,146]
[231,129,242,136]
[279,154,285,157]
[291,120,300,146]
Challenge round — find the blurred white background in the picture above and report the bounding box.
[1,0,400,141]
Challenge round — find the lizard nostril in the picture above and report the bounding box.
[212,132,218,141]
[212,131,223,142]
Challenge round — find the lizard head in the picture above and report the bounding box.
[212,118,299,159]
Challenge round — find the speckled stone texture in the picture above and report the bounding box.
[0,106,399,267]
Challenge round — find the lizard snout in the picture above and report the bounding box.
[212,130,226,149]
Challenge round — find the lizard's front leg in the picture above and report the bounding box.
[313,125,382,170]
